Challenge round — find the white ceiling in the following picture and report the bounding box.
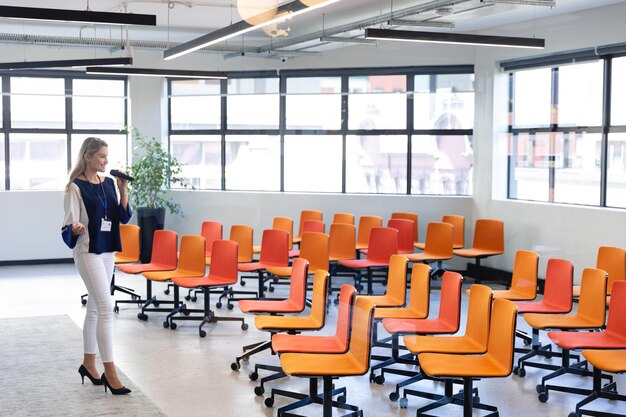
[0,0,623,57]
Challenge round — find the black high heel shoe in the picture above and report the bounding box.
[78,364,103,385]
[101,373,132,395]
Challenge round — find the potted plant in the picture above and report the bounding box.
[126,127,190,263]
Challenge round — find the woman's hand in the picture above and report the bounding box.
[72,221,86,236]
[115,171,129,191]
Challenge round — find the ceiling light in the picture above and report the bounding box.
[0,5,156,26]
[0,57,133,70]
[365,28,545,49]
[164,0,341,61]
[85,67,227,79]
[237,0,278,25]
[388,19,455,29]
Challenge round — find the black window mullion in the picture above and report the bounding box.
[2,76,10,190]
[406,74,414,195]
[279,75,286,192]
[600,57,612,207]
[341,75,348,194]
[65,77,72,171]
[507,73,515,199]
[548,68,558,202]
[220,79,227,191]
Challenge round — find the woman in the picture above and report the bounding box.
[61,137,133,395]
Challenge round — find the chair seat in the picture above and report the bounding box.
[238,261,286,272]
[115,255,138,264]
[491,289,535,301]
[415,242,463,250]
[266,266,292,277]
[374,307,428,320]
[382,318,457,335]
[361,294,404,308]
[255,314,323,331]
[405,335,485,355]
[339,259,388,269]
[406,252,452,263]
[515,300,570,314]
[419,353,509,378]
[143,268,204,281]
[329,256,353,262]
[453,248,504,258]
[281,352,366,377]
[583,350,626,373]
[118,262,176,274]
[523,313,604,330]
[239,299,303,314]
[272,334,345,354]
[547,331,626,350]
[172,274,236,288]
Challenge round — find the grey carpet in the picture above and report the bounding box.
[0,315,167,417]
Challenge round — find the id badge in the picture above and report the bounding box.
[101,218,112,232]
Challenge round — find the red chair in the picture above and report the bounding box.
[169,240,248,336]
[387,218,415,254]
[355,215,383,251]
[200,221,222,265]
[391,211,418,245]
[293,210,323,245]
[289,220,325,257]
[115,230,178,314]
[339,227,398,295]
[237,229,289,300]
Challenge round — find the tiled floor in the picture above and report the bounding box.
[1,263,625,417]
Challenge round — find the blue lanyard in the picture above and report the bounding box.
[93,178,108,219]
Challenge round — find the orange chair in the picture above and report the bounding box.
[278,297,376,417]
[332,212,355,225]
[237,229,290,300]
[254,217,293,254]
[416,299,518,417]
[230,224,254,263]
[139,235,206,327]
[169,240,247,335]
[115,229,178,313]
[358,255,408,309]
[293,210,323,245]
[415,214,465,250]
[339,227,398,295]
[231,258,309,371]
[398,284,493,407]
[289,220,325,257]
[328,223,357,293]
[200,221,223,265]
[387,218,415,254]
[540,281,626,403]
[490,249,538,300]
[574,349,626,417]
[406,222,454,277]
[391,211,418,245]
[512,258,574,376]
[373,271,463,384]
[355,215,383,251]
[453,219,504,283]
[573,246,626,304]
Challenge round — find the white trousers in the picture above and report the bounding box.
[74,252,115,363]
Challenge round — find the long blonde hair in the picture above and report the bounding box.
[65,137,108,192]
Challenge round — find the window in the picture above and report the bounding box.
[558,62,603,127]
[227,78,279,129]
[225,135,280,191]
[170,135,221,189]
[0,136,5,190]
[512,68,552,128]
[611,57,626,126]
[284,135,342,192]
[286,77,342,130]
[73,79,126,130]
[170,80,221,130]
[349,75,406,130]
[346,135,407,194]
[606,133,626,208]
[414,74,475,130]
[11,77,65,129]
[9,133,67,190]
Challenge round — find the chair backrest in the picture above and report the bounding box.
[201,221,223,257]
[273,217,294,250]
[471,219,504,253]
[286,258,309,310]
[329,223,356,261]
[464,284,493,350]
[150,230,178,268]
[384,255,409,306]
[391,212,418,244]
[423,222,454,258]
[387,218,415,253]
[406,263,431,317]
[299,232,329,273]
[307,270,331,329]
[335,284,358,352]
[543,258,574,312]
[442,214,464,249]
[297,210,323,239]
[347,296,376,375]
[177,235,207,275]
[510,250,539,300]
[486,299,518,376]
[437,271,463,330]
[208,240,238,284]
[577,268,608,325]
[117,224,140,262]
[230,225,254,263]
[356,215,383,248]
[597,246,626,295]
[333,212,355,225]
[366,227,399,263]
[259,229,290,267]
[606,281,626,338]
[302,219,325,234]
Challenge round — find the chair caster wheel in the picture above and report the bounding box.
[170,322,177,330]
[523,339,532,346]
[183,309,190,316]
[184,295,191,301]
[216,302,222,309]
[473,396,481,404]
[164,289,170,295]
[199,329,207,337]
[254,386,264,396]
[228,303,234,310]
[249,372,259,381]
[137,313,148,321]
[241,323,249,331]
[389,392,399,401]
[81,299,87,305]
[399,398,408,409]
[264,397,274,408]
[375,375,385,385]
[513,366,526,377]
[163,321,169,329]
[191,296,197,302]
[568,413,579,417]
[231,362,240,371]
[153,302,160,307]
[114,306,119,313]
[536,384,545,394]
[240,280,246,286]
[268,286,274,293]
[538,392,549,403]
[337,395,346,403]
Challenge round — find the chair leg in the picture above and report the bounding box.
[231,339,273,371]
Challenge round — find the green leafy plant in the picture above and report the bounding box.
[126,127,191,215]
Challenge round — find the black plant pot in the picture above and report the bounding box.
[137,207,165,263]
